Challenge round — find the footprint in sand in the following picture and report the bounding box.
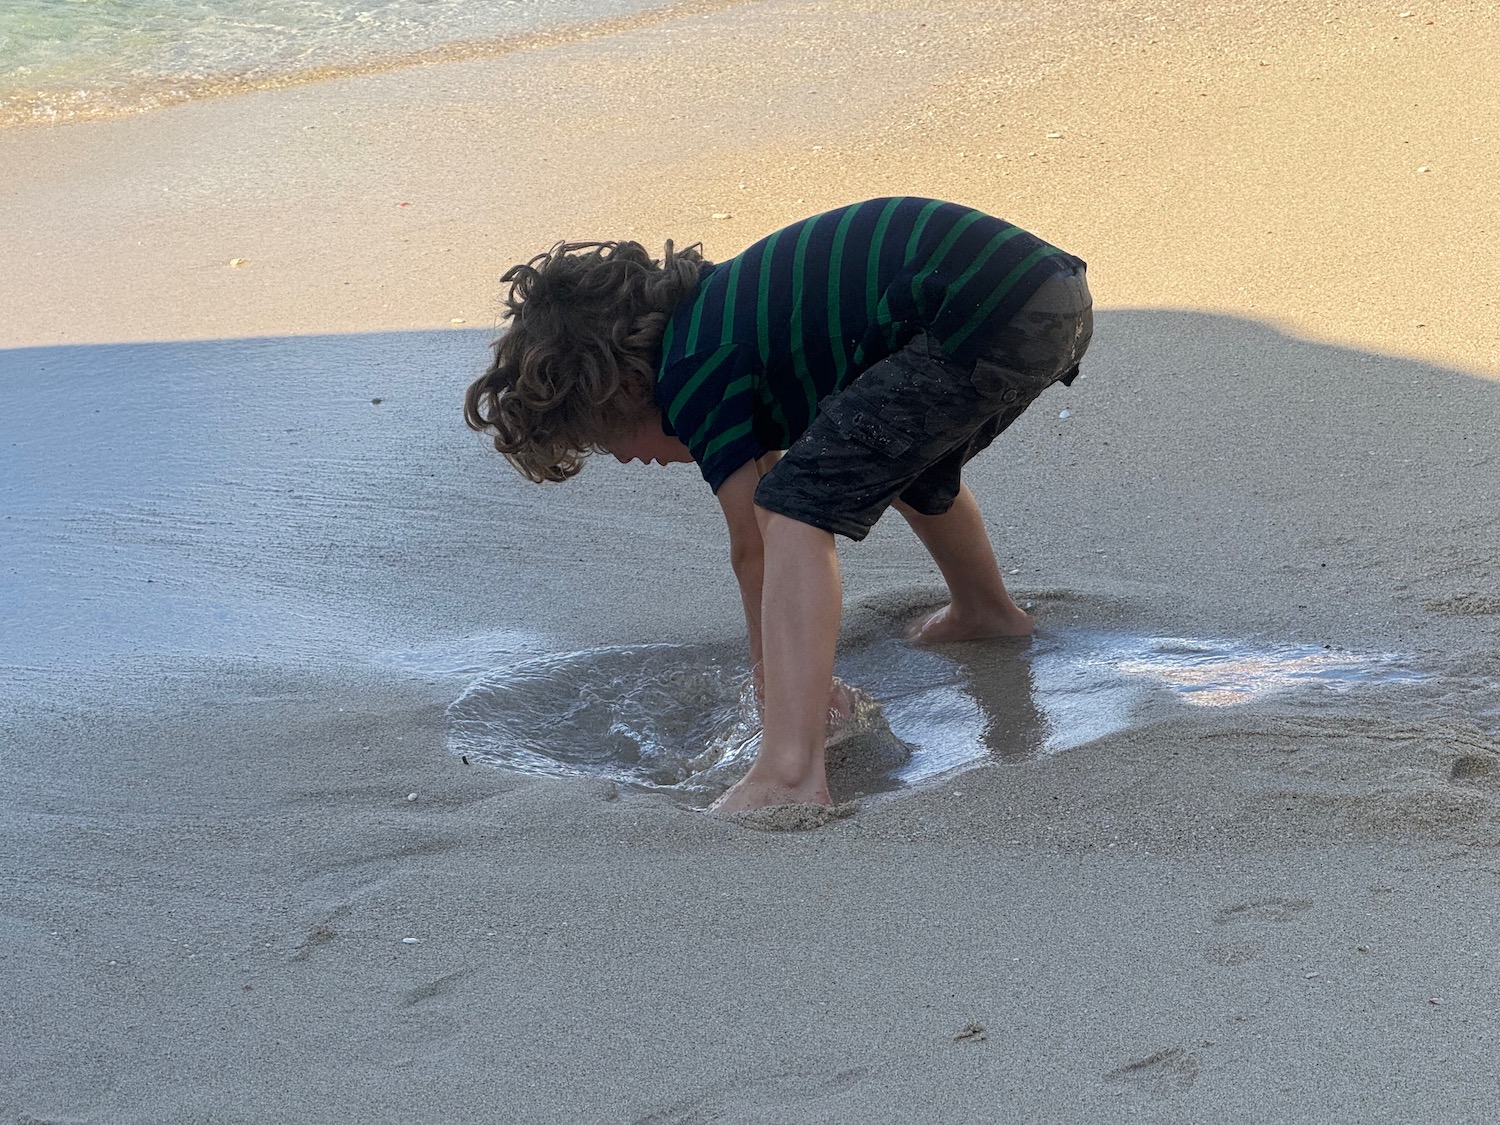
[290,905,351,962]
[1213,898,1313,926]
[632,1064,871,1125]
[1450,754,1499,786]
[1203,944,1261,966]
[291,923,338,962]
[400,968,476,1009]
[1105,1046,1201,1095]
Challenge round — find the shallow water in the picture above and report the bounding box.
[447,628,1432,802]
[0,0,678,125]
[450,645,759,791]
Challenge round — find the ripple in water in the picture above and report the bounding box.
[0,0,682,126]
[447,630,1430,801]
[449,645,760,793]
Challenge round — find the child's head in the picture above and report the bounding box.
[463,238,709,482]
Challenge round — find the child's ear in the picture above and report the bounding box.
[618,370,656,411]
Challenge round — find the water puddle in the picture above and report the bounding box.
[447,628,1429,803]
[449,645,759,793]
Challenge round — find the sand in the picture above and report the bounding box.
[3,0,1499,1120]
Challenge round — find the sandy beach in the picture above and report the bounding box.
[3,0,1499,1120]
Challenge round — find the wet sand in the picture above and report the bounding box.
[3,1,1500,1121]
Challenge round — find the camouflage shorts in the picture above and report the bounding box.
[754,265,1093,541]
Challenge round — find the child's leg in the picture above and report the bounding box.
[894,482,1033,644]
[711,508,841,811]
[891,267,1094,644]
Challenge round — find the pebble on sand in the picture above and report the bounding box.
[228,258,249,267]
[1058,409,1072,419]
[711,212,732,220]
[402,937,420,944]
[406,792,418,802]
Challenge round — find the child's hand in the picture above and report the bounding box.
[747,664,854,739]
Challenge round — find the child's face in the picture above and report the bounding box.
[603,416,694,467]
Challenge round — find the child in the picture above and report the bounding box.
[464,197,1092,812]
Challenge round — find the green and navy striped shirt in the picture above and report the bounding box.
[654,197,1082,491]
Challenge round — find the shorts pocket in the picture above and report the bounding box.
[818,393,915,459]
[971,360,1053,406]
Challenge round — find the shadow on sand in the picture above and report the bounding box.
[2,312,1495,751]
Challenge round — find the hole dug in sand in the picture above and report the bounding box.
[446,645,913,806]
[445,618,1429,809]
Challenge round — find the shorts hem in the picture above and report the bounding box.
[752,486,876,542]
[895,491,957,519]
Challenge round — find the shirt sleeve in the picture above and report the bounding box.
[657,344,766,493]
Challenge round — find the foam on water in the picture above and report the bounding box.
[447,628,1431,802]
[0,0,688,126]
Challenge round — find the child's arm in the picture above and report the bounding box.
[712,502,843,810]
[715,460,768,672]
[715,453,852,723]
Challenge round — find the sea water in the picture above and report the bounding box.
[0,0,687,126]
[446,630,1433,804]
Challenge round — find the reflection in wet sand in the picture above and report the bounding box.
[1109,638,1425,707]
[446,629,1429,800]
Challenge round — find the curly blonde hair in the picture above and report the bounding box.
[463,239,709,482]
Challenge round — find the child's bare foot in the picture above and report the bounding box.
[711,760,831,812]
[712,680,858,813]
[905,601,1034,645]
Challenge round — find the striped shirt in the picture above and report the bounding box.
[654,197,1082,491]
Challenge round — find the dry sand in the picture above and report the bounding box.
[3,0,1499,1121]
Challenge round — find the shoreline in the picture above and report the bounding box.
[0,0,753,130]
[0,0,1495,377]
